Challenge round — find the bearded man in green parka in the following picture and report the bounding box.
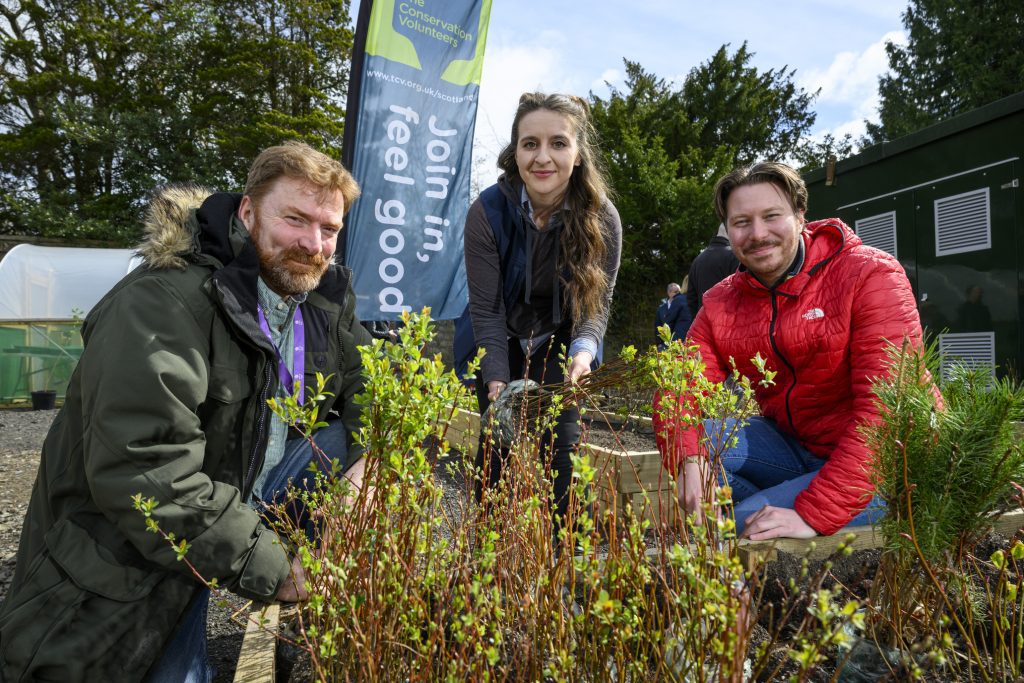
[0,141,372,681]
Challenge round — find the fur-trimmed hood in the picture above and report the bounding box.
[136,185,214,270]
[134,184,354,311]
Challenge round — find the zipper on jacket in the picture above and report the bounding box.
[335,312,349,411]
[243,360,273,497]
[768,290,798,432]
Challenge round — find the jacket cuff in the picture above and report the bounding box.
[235,527,291,601]
[794,495,842,536]
[568,337,598,360]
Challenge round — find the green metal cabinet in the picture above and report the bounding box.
[805,92,1024,379]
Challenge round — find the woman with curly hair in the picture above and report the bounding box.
[464,92,622,525]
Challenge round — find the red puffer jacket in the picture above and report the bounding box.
[655,218,924,535]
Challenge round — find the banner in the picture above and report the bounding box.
[344,0,491,321]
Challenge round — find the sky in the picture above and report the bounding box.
[351,0,909,187]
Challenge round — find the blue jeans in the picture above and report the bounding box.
[256,419,354,538]
[146,588,211,683]
[708,417,885,535]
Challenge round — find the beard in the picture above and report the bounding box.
[251,213,331,295]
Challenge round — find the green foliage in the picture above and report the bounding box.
[865,0,1024,144]
[130,492,218,589]
[588,46,817,349]
[791,132,856,174]
[0,0,353,243]
[861,342,1024,676]
[133,313,863,678]
[266,372,334,440]
[255,312,861,679]
[867,343,1024,563]
[131,319,1024,678]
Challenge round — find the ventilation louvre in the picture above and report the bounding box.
[934,188,991,256]
[938,332,995,382]
[854,211,897,257]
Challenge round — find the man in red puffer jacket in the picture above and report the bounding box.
[655,161,925,540]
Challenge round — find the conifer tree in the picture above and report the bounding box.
[865,0,1024,144]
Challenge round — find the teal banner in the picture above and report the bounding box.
[345,0,491,321]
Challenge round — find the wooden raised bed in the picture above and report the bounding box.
[444,408,672,526]
[233,603,279,683]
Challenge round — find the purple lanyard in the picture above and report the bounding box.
[257,305,305,404]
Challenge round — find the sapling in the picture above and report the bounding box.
[859,341,1024,680]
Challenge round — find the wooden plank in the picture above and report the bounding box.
[737,525,881,571]
[736,509,1024,571]
[581,443,671,495]
[580,508,1024,572]
[616,450,672,494]
[446,408,481,459]
[991,508,1024,537]
[234,603,279,683]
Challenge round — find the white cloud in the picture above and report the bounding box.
[471,33,578,189]
[801,30,904,105]
[590,68,622,94]
[804,30,907,141]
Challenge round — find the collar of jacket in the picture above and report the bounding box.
[735,218,856,297]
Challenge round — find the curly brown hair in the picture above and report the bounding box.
[496,92,613,328]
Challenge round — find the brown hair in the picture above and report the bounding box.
[713,161,808,222]
[496,92,613,328]
[244,141,360,214]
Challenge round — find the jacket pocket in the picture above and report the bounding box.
[45,518,162,602]
[206,364,252,404]
[0,551,90,681]
[0,520,163,682]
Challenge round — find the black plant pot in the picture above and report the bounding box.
[30,389,57,410]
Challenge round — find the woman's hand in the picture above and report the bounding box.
[487,380,507,402]
[567,350,594,383]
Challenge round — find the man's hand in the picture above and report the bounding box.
[741,506,817,541]
[486,380,507,402]
[567,351,594,383]
[275,555,309,603]
[677,459,710,524]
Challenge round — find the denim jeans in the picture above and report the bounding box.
[146,588,211,683]
[255,419,354,538]
[708,417,885,535]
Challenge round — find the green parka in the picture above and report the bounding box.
[0,187,371,680]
